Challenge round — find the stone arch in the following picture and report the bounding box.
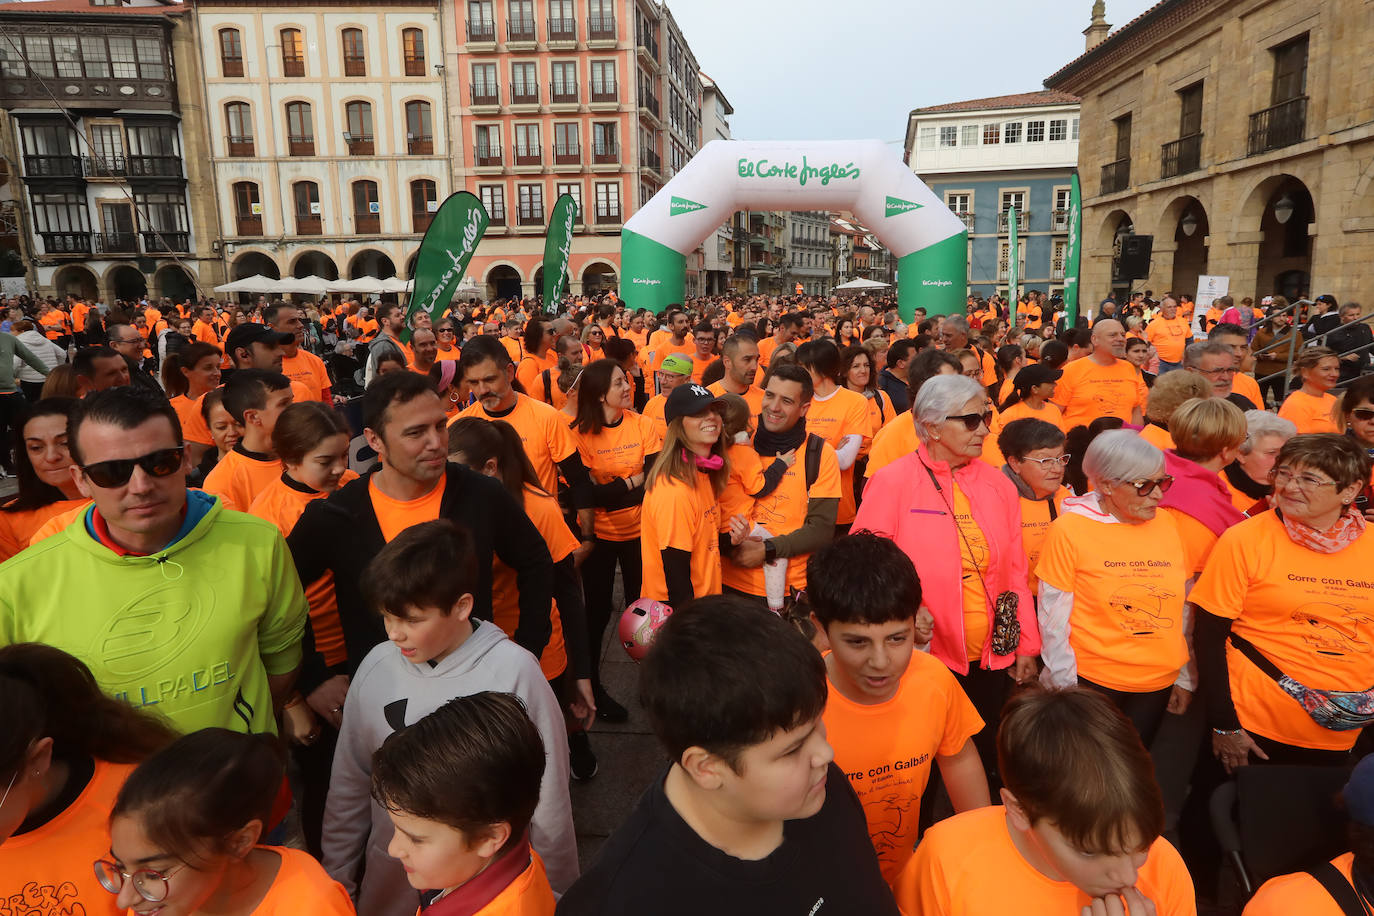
[289,249,339,280]
[154,263,197,301]
[53,264,98,300]
[1232,171,1315,235]
[1157,195,1210,297]
[230,250,280,280]
[484,263,522,301]
[1095,208,1134,251]
[581,260,618,294]
[347,249,396,279]
[106,264,147,302]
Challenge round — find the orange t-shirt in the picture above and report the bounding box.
[1016,491,1066,593]
[192,318,220,346]
[370,474,447,542]
[1233,372,1263,408]
[1278,389,1340,434]
[170,393,215,447]
[249,472,359,667]
[806,387,873,525]
[893,806,1196,916]
[454,851,556,916]
[436,343,461,362]
[718,442,773,525]
[1160,506,1221,575]
[823,651,983,883]
[1036,510,1191,691]
[516,350,559,404]
[1243,852,1354,916]
[1053,357,1148,429]
[0,759,135,916]
[570,412,663,541]
[640,395,668,438]
[281,350,331,403]
[640,471,722,602]
[648,338,695,380]
[757,336,781,369]
[25,502,89,547]
[861,390,897,436]
[491,486,574,680]
[39,310,69,340]
[0,498,89,561]
[251,846,356,915]
[951,482,993,660]
[1146,315,1192,363]
[1139,423,1176,452]
[991,399,1066,437]
[202,446,284,512]
[1189,512,1374,750]
[500,336,525,365]
[864,412,919,479]
[453,394,576,498]
[706,381,765,432]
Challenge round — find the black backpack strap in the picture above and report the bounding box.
[804,433,824,491]
[1229,632,1286,683]
[1305,862,1368,916]
[542,368,553,404]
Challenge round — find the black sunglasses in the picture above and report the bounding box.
[1352,408,1374,422]
[80,447,185,488]
[945,410,993,432]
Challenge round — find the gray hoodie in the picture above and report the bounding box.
[322,619,577,915]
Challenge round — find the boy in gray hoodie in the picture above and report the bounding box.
[322,519,577,916]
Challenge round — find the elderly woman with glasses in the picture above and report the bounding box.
[996,417,1069,596]
[1224,410,1297,515]
[854,374,1039,781]
[1036,430,1194,745]
[1193,434,1374,773]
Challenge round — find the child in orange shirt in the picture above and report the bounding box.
[203,369,294,511]
[718,393,792,610]
[372,692,556,916]
[809,533,987,885]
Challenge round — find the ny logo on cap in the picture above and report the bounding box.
[689,384,710,397]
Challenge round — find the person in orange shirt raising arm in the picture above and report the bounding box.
[1052,319,1148,430]
[1145,296,1193,373]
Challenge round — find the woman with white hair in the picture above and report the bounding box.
[854,373,1039,781]
[1035,430,1194,745]
[1223,410,1297,515]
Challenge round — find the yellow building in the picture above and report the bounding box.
[1046,0,1374,304]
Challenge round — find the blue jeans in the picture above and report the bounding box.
[1157,360,1182,374]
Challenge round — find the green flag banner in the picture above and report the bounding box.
[404,191,489,341]
[541,194,578,311]
[1007,205,1019,324]
[1064,172,1082,326]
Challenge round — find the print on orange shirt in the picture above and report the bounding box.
[640,472,722,602]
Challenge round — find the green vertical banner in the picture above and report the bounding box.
[1007,205,1019,324]
[1063,172,1082,325]
[404,191,489,341]
[541,194,578,311]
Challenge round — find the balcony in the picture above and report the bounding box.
[283,58,305,78]
[514,144,541,166]
[507,17,536,42]
[413,211,433,233]
[636,29,658,62]
[590,81,617,103]
[511,86,539,106]
[95,231,137,254]
[343,56,365,77]
[640,147,661,172]
[1051,264,1066,280]
[127,156,182,179]
[142,231,188,253]
[1052,209,1070,231]
[592,142,619,165]
[1160,132,1203,179]
[551,84,578,104]
[345,135,375,156]
[355,213,380,233]
[553,143,580,166]
[517,206,544,227]
[471,86,499,106]
[236,215,263,236]
[474,144,502,167]
[638,91,660,119]
[84,155,126,178]
[595,206,621,225]
[404,56,425,77]
[227,136,255,157]
[998,210,1028,233]
[467,20,495,42]
[24,155,82,178]
[288,136,315,157]
[1100,157,1130,195]
[296,215,322,235]
[40,231,91,254]
[407,135,433,155]
[1248,96,1306,156]
[588,12,616,40]
[548,16,577,42]
[222,57,244,78]
[955,211,975,231]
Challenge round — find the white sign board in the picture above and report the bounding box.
[0,277,28,297]
[1195,275,1229,309]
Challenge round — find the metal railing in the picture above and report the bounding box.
[1250,299,1374,401]
[507,17,536,41]
[590,81,617,102]
[227,136,254,157]
[588,13,616,39]
[514,144,541,166]
[550,84,578,104]
[24,155,81,177]
[142,231,188,252]
[40,231,91,253]
[296,215,322,235]
[592,141,618,165]
[407,136,433,155]
[640,147,661,171]
[1248,97,1306,156]
[998,210,1028,232]
[1160,133,1203,179]
[467,20,495,41]
[95,231,137,253]
[516,206,544,227]
[1101,158,1130,194]
[84,155,126,177]
[474,144,501,166]
[553,143,580,165]
[548,16,577,40]
[288,136,314,157]
[471,86,499,106]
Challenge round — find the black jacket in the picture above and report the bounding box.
[287,463,553,691]
[877,368,909,414]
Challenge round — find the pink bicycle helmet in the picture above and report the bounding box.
[619,598,673,662]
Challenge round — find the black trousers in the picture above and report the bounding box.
[580,536,641,687]
[1078,677,1173,747]
[0,391,27,473]
[953,663,1017,791]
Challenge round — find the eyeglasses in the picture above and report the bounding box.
[436,328,456,335]
[1351,408,1374,422]
[94,859,186,903]
[1194,366,1237,377]
[79,446,185,489]
[1123,475,1174,497]
[1019,454,1072,469]
[944,410,993,432]
[1271,467,1340,492]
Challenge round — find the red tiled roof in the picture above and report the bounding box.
[1045,0,1195,89]
[910,89,1079,116]
[0,0,182,15]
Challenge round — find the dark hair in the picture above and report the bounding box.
[1278,433,1373,493]
[700,357,725,387]
[1342,375,1374,416]
[996,344,1023,375]
[572,358,626,436]
[261,302,296,326]
[111,728,285,867]
[0,643,176,784]
[838,346,875,393]
[200,387,229,431]
[807,532,921,627]
[69,387,182,467]
[1124,336,1149,352]
[271,401,351,465]
[1208,322,1247,341]
[1040,340,1070,369]
[72,346,122,381]
[795,339,841,383]
[371,692,544,857]
[778,313,805,331]
[448,418,543,506]
[459,334,515,374]
[221,369,291,425]
[3,398,78,512]
[603,336,636,365]
[886,338,918,367]
[998,417,1067,461]
[640,595,826,772]
[1064,417,1125,495]
[161,341,222,397]
[906,349,961,401]
[521,317,548,353]
[363,369,439,434]
[376,302,404,324]
[361,519,478,616]
[762,362,814,403]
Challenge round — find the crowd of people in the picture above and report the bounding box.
[1,283,1373,916]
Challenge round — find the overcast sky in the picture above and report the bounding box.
[670,0,1158,148]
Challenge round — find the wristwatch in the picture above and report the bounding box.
[763,539,778,564]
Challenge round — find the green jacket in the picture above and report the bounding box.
[0,494,306,734]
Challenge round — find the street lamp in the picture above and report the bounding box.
[1273,193,1295,225]
[1180,211,1198,237]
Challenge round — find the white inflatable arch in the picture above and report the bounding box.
[621,139,968,319]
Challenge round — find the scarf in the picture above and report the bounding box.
[1223,460,1271,500]
[1160,451,1244,537]
[753,417,807,458]
[1277,508,1367,554]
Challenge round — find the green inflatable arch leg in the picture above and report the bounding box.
[621,230,685,314]
[898,233,968,322]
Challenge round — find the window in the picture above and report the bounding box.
[1178,82,1203,137]
[946,193,970,214]
[508,0,535,40]
[88,123,123,173]
[219,28,244,77]
[353,180,380,232]
[1049,119,1067,141]
[554,122,579,163]
[402,28,426,76]
[939,126,956,147]
[472,63,498,104]
[23,36,53,77]
[551,61,577,102]
[135,38,166,80]
[592,121,617,162]
[126,124,179,177]
[34,192,90,252]
[1054,188,1070,212]
[1052,239,1067,280]
[281,28,305,77]
[1071,117,1080,140]
[467,0,495,40]
[73,37,106,78]
[594,181,620,223]
[550,0,576,39]
[480,184,506,224]
[1026,120,1045,142]
[918,127,937,150]
[1114,114,1132,161]
[515,123,541,164]
[232,181,262,235]
[517,183,544,225]
[1004,121,1022,143]
[286,101,314,155]
[49,37,79,78]
[1271,34,1308,104]
[405,101,433,154]
[108,37,137,79]
[411,179,437,231]
[590,60,616,100]
[344,101,374,154]
[555,181,582,218]
[960,125,979,146]
[511,62,537,103]
[293,181,321,234]
[342,28,365,77]
[225,102,253,156]
[475,124,501,165]
[997,240,1025,280]
[982,123,1000,145]
[588,0,615,38]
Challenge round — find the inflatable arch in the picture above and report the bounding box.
[621,139,968,320]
